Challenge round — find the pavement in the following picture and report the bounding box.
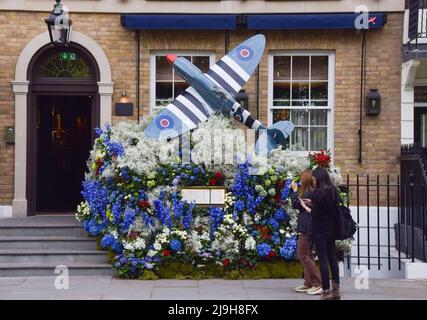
[0,276,427,300]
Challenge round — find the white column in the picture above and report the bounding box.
[12,81,29,217]
[401,59,420,145]
[98,82,114,127]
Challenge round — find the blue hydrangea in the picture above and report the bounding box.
[169,239,182,252]
[256,243,272,257]
[280,236,298,260]
[274,208,288,221]
[84,218,106,236]
[268,217,280,230]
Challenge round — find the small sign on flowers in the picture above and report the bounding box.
[181,186,227,207]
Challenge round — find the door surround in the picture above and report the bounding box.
[12,31,114,217]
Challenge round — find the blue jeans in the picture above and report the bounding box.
[313,236,340,290]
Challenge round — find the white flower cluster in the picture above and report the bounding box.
[122,237,146,252]
[76,201,91,222]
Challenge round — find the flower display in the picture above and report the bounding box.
[77,115,350,278]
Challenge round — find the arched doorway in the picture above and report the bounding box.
[27,43,100,215]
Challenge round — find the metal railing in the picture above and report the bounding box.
[406,0,427,51]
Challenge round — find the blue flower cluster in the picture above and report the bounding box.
[100,234,123,253]
[280,179,292,201]
[280,236,298,260]
[209,207,224,237]
[256,243,272,257]
[83,218,106,236]
[169,239,182,252]
[82,181,109,219]
[273,208,288,222]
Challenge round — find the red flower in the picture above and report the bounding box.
[268,250,276,258]
[223,258,231,267]
[214,172,223,179]
[139,200,150,210]
[209,178,217,186]
[162,250,171,257]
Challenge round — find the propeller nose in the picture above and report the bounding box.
[166,54,177,65]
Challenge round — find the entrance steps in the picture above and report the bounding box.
[0,215,113,277]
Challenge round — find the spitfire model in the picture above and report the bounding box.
[144,34,294,155]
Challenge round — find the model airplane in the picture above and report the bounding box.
[144,34,294,155]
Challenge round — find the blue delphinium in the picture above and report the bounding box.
[122,207,136,233]
[82,180,109,219]
[153,193,172,228]
[274,208,288,221]
[280,179,292,201]
[209,207,224,237]
[169,239,182,252]
[256,243,272,257]
[280,236,298,260]
[268,217,279,230]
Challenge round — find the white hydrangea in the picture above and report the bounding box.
[244,236,256,251]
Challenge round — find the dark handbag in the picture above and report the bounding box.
[335,205,357,240]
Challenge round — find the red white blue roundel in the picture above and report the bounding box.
[237,46,253,61]
[233,111,244,123]
[156,115,174,130]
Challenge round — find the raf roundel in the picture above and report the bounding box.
[237,46,253,61]
[156,115,174,130]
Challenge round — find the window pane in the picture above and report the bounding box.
[193,56,210,73]
[291,127,308,151]
[273,100,290,107]
[38,51,92,79]
[291,101,310,107]
[274,56,291,80]
[291,109,308,126]
[310,109,327,126]
[156,56,172,81]
[292,82,309,101]
[156,82,172,102]
[292,56,309,80]
[311,82,328,100]
[273,82,290,101]
[311,56,328,80]
[311,100,328,107]
[310,127,327,151]
[272,109,290,123]
[174,82,188,98]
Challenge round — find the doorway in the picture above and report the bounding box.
[36,95,93,212]
[27,43,100,215]
[414,107,427,147]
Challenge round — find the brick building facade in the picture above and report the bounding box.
[0,1,405,217]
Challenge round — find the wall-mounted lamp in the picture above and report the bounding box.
[366,89,381,115]
[115,90,134,116]
[235,90,249,110]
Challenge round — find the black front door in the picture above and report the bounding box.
[414,107,427,147]
[35,95,92,213]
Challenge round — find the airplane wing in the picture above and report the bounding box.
[204,34,266,98]
[144,88,213,140]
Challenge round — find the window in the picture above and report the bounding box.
[37,51,93,79]
[269,52,334,153]
[150,52,215,113]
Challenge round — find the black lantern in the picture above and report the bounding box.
[45,0,72,46]
[236,90,249,110]
[366,89,381,115]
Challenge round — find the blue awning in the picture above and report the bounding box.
[247,13,386,30]
[121,14,237,30]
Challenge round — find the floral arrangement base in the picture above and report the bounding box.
[114,260,305,280]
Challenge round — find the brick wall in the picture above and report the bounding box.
[0,11,403,206]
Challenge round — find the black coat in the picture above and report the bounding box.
[311,186,341,239]
[290,190,314,235]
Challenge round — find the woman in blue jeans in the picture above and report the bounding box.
[302,167,341,300]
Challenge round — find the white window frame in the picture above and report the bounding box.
[268,50,335,160]
[150,51,216,114]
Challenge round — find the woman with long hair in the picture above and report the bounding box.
[309,166,341,300]
[290,170,322,295]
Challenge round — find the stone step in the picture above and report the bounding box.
[0,250,107,264]
[0,262,114,277]
[0,236,98,250]
[0,226,87,237]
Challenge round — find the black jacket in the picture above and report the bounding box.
[311,186,341,239]
[290,189,314,235]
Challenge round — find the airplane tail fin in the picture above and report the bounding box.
[255,121,295,155]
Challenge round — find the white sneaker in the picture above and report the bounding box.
[294,285,311,293]
[307,286,323,295]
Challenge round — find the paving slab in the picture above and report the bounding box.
[151,287,200,300]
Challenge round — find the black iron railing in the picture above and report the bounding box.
[406,0,427,51]
[400,144,427,262]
